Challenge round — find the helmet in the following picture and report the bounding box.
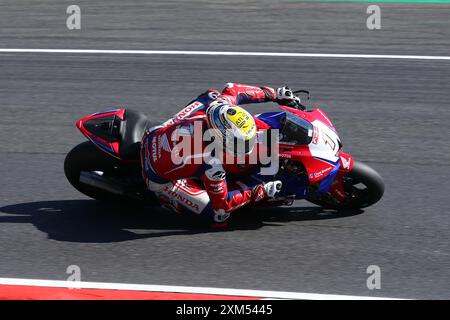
[205,102,257,157]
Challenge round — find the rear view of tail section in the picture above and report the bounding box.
[76,108,152,161]
[76,108,125,159]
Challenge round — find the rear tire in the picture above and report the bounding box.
[64,141,127,202]
[307,160,385,209]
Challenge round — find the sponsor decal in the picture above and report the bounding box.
[159,133,171,152]
[235,115,248,128]
[208,180,225,194]
[213,209,230,223]
[151,136,158,162]
[174,124,194,136]
[309,166,332,179]
[312,125,319,144]
[210,186,224,194]
[212,171,226,180]
[205,166,226,181]
[341,156,351,169]
[252,185,266,202]
[175,101,203,121]
[208,91,219,99]
[279,153,292,159]
[322,132,336,151]
[163,185,200,212]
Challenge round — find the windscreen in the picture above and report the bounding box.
[279,112,313,145]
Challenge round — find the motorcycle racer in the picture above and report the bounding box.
[140,83,302,228]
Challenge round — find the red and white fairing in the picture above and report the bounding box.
[278,106,354,183]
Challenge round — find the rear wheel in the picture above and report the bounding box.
[64,142,137,202]
[307,160,385,209]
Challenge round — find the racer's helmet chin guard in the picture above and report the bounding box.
[206,102,257,158]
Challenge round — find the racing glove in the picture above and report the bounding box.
[276,86,304,110]
[252,181,283,202]
[263,180,283,198]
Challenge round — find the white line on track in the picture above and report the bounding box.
[0,278,403,300]
[0,49,449,60]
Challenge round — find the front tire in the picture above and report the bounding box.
[307,160,385,209]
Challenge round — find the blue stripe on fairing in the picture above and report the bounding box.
[90,136,114,154]
[196,95,214,107]
[256,112,286,129]
[226,185,252,201]
[276,173,308,199]
[317,162,341,193]
[93,109,120,116]
[226,188,241,201]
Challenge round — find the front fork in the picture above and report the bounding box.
[328,151,354,202]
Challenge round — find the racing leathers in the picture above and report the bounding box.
[140,83,287,227]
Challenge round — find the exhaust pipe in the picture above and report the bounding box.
[79,171,126,196]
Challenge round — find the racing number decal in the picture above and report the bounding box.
[322,132,337,152]
[309,120,341,163]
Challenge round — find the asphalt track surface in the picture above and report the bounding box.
[0,1,449,299]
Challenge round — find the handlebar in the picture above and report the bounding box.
[291,89,311,111]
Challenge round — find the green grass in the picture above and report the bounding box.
[290,0,450,3]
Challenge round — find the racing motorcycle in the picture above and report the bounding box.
[64,93,384,211]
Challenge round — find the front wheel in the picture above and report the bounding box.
[306,160,385,210]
